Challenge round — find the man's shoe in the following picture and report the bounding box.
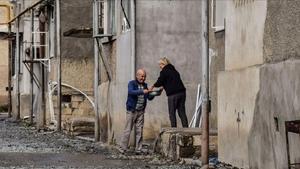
[135,150,142,155]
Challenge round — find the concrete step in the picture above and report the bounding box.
[155,128,217,161]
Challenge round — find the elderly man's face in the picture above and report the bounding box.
[136,71,146,83]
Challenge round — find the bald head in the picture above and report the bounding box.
[136,69,146,83]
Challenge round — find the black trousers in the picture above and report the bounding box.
[167,91,188,127]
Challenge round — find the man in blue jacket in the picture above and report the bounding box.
[119,69,154,154]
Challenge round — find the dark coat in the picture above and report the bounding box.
[153,64,186,96]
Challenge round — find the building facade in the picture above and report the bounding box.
[217,0,300,168]
[0,0,11,109]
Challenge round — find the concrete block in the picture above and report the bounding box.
[71,102,80,109]
[72,109,84,116]
[158,128,216,161]
[62,107,72,115]
[78,99,93,110]
[71,95,84,102]
[193,135,201,146]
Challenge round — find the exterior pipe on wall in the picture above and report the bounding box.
[16,18,20,120]
[131,0,136,79]
[39,10,47,128]
[8,24,12,118]
[93,0,100,142]
[55,0,62,131]
[201,0,209,167]
[30,9,34,125]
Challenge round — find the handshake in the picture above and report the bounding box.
[143,87,163,96]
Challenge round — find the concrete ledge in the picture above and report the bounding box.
[155,128,218,161]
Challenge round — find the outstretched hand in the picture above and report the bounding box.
[143,89,150,94]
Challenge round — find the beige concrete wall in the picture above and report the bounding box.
[0,40,8,106]
[61,58,94,93]
[46,57,94,126]
[225,0,267,70]
[218,0,300,168]
[248,60,300,169]
[0,0,10,32]
[218,0,268,168]
[218,67,260,168]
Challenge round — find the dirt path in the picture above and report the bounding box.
[0,113,199,169]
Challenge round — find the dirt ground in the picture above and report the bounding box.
[0,113,235,169]
[0,113,202,169]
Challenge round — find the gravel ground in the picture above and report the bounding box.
[0,113,204,169]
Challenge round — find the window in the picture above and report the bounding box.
[103,0,116,35]
[211,0,226,31]
[97,0,104,29]
[121,0,131,32]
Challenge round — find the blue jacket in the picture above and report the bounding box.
[126,80,154,111]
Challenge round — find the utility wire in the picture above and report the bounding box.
[120,0,131,29]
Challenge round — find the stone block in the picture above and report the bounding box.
[71,102,80,109]
[72,109,84,116]
[62,107,72,115]
[158,128,218,161]
[71,95,84,102]
[193,135,201,146]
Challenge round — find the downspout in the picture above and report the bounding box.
[39,10,47,128]
[131,0,136,79]
[130,0,136,147]
[30,9,34,125]
[55,0,62,131]
[8,24,12,117]
[16,18,20,120]
[93,0,100,142]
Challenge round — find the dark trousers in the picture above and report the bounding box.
[167,91,188,127]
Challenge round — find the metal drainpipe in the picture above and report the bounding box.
[30,9,34,125]
[39,10,46,128]
[130,0,136,147]
[131,0,136,79]
[56,0,62,131]
[16,18,20,120]
[201,0,210,167]
[8,23,12,118]
[93,0,100,142]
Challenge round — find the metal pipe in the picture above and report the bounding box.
[8,23,12,118]
[16,18,20,120]
[55,0,62,131]
[93,0,100,142]
[39,10,46,127]
[201,0,209,166]
[30,9,34,125]
[130,0,136,148]
[130,0,136,79]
